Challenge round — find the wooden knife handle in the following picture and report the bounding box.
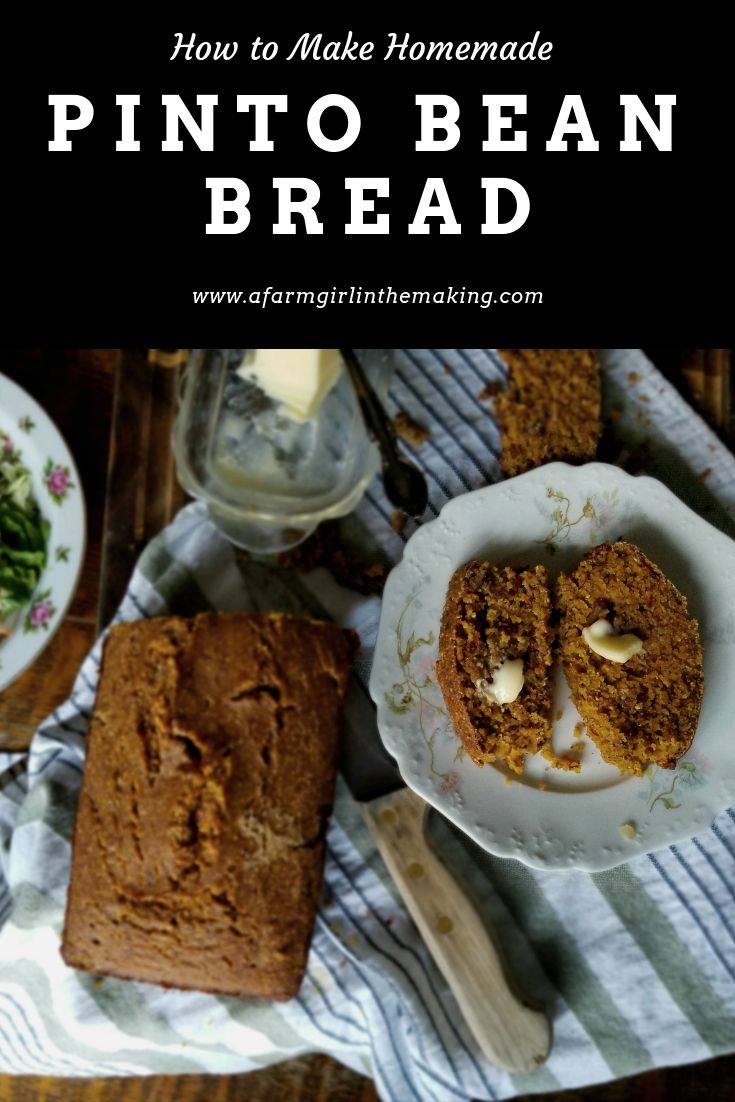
[360,787,551,1072]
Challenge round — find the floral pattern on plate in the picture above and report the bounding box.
[43,459,76,504]
[24,589,56,633]
[384,592,459,787]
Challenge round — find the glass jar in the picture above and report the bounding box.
[173,348,392,553]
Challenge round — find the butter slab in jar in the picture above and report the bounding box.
[236,348,344,421]
[173,348,392,552]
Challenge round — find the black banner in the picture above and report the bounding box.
[6,14,729,343]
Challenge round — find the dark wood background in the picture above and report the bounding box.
[0,348,732,1101]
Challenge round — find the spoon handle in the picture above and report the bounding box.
[340,349,402,464]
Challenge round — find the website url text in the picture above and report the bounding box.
[191,286,543,309]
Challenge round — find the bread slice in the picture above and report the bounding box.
[437,561,554,774]
[495,349,601,476]
[556,542,703,775]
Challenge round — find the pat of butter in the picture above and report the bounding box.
[237,348,343,421]
[582,618,644,663]
[475,659,524,705]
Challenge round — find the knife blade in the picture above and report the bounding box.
[340,679,551,1073]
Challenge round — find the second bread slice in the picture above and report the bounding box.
[556,542,704,775]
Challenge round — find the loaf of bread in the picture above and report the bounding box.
[556,542,703,775]
[61,612,358,999]
[437,561,554,774]
[495,348,601,476]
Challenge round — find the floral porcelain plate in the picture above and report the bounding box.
[0,373,85,692]
[369,462,735,871]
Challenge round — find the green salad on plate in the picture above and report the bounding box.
[0,432,49,632]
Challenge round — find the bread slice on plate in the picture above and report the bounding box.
[437,560,554,774]
[556,541,704,775]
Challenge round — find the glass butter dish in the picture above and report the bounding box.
[173,348,392,553]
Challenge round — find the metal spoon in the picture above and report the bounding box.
[340,349,429,519]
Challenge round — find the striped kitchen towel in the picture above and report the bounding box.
[1,349,734,1101]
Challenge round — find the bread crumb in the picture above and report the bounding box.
[279,521,340,572]
[538,782,547,790]
[279,521,387,595]
[608,407,623,423]
[621,440,652,475]
[504,776,513,786]
[699,468,712,481]
[479,381,502,400]
[393,411,430,446]
[619,822,637,840]
[639,393,650,403]
[628,371,640,383]
[542,747,582,772]
[391,511,407,533]
[573,722,585,740]
[555,709,563,721]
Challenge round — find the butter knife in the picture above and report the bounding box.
[340,686,551,1072]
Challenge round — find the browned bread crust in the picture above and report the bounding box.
[61,612,358,1000]
[436,561,554,774]
[496,349,601,476]
[556,542,703,775]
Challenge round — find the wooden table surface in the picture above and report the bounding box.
[0,349,733,1102]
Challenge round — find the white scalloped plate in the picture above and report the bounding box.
[0,373,85,692]
[369,462,735,871]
